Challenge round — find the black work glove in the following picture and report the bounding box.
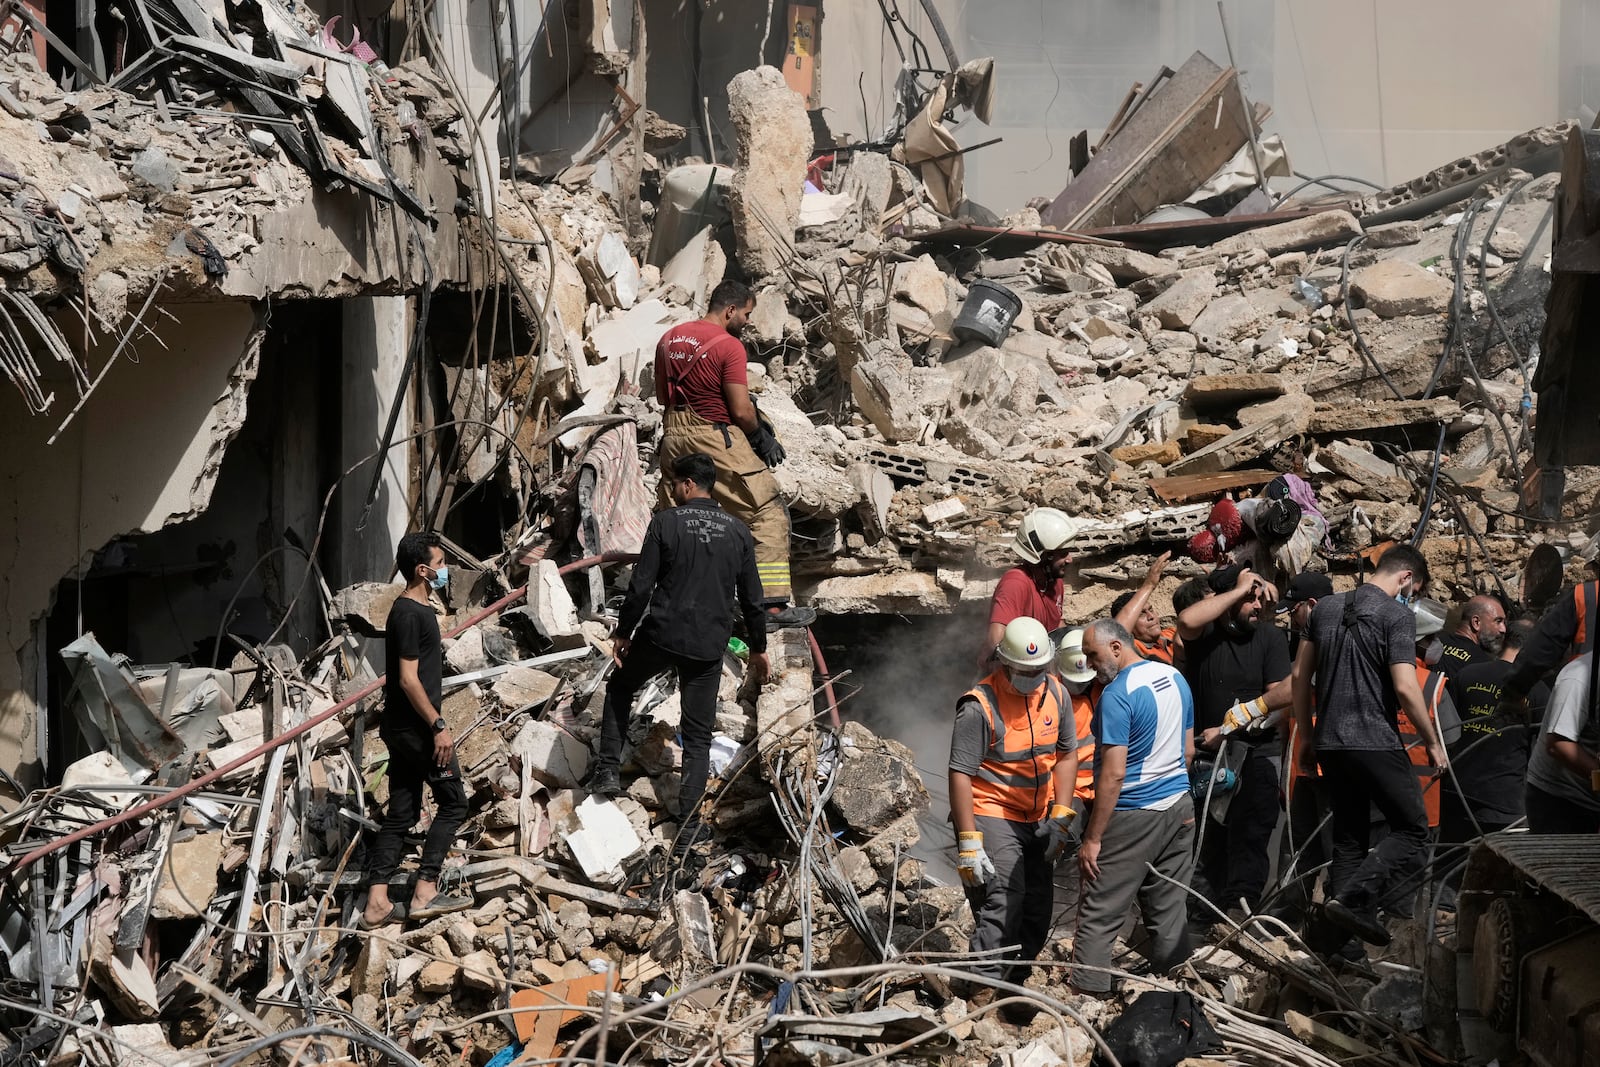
[746,399,785,467]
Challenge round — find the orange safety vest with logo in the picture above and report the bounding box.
[1070,690,1096,803]
[963,671,1068,823]
[1134,627,1178,666]
[1399,662,1446,828]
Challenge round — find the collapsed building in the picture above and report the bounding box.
[0,0,1598,1065]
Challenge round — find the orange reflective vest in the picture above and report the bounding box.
[963,671,1068,823]
[1399,662,1447,828]
[1070,690,1096,803]
[1573,582,1597,659]
[1135,627,1178,666]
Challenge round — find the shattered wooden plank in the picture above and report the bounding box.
[1044,52,1259,231]
[1165,412,1303,477]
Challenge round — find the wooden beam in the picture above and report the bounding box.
[1148,468,1278,503]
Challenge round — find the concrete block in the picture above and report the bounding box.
[561,795,643,885]
[1350,259,1452,318]
[527,558,583,644]
[727,67,811,276]
[1366,221,1422,248]
[511,719,590,789]
[850,359,927,443]
[921,496,967,524]
[492,666,561,710]
[1207,209,1363,257]
[849,463,895,541]
[1141,269,1217,330]
[894,254,950,317]
[827,721,930,834]
[150,832,224,920]
[1190,294,1263,344]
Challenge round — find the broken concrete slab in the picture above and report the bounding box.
[1111,440,1181,466]
[561,795,643,884]
[511,718,590,789]
[525,559,583,645]
[828,721,930,834]
[1141,270,1217,330]
[331,582,404,635]
[1308,398,1461,435]
[492,666,562,710]
[1167,411,1305,477]
[1366,221,1422,249]
[850,463,895,542]
[851,359,927,444]
[150,832,223,920]
[1189,293,1263,344]
[1205,209,1363,258]
[1184,374,1287,409]
[806,571,951,615]
[1075,243,1175,283]
[727,67,812,277]
[1350,259,1452,318]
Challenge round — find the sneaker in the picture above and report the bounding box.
[1324,898,1392,947]
[765,604,818,630]
[589,765,621,798]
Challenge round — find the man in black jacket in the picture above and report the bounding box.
[590,452,769,846]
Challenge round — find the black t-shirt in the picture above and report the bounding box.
[1183,620,1292,737]
[1435,633,1487,679]
[1306,584,1416,751]
[385,595,443,735]
[1445,658,1549,824]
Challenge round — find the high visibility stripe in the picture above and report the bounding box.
[961,674,1066,822]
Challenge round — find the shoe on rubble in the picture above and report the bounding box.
[765,604,818,630]
[588,765,622,798]
[1324,898,1392,947]
[671,819,715,858]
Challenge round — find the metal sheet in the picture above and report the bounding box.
[1479,835,1600,924]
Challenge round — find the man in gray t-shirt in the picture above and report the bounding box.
[1525,652,1600,833]
[1290,545,1446,948]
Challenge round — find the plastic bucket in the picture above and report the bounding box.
[952,280,1022,346]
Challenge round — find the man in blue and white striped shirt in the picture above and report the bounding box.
[1070,618,1197,996]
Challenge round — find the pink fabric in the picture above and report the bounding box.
[576,422,651,555]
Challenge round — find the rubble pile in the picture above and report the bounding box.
[491,100,1561,623]
[0,15,1577,1064]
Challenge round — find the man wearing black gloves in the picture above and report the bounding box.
[1177,563,1292,919]
[654,280,812,628]
[591,453,770,850]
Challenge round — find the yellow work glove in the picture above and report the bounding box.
[1034,803,1078,863]
[1221,696,1270,734]
[956,831,995,887]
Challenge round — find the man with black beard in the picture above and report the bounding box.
[1176,564,1292,919]
[1435,595,1508,679]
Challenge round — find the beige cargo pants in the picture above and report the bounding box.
[658,408,793,602]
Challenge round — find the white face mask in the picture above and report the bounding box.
[1064,677,1092,696]
[1009,669,1047,694]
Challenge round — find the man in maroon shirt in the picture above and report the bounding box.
[980,507,1083,669]
[655,280,814,628]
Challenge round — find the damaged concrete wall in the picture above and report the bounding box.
[0,302,262,784]
[813,0,1574,213]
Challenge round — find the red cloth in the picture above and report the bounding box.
[655,319,747,424]
[988,567,1064,631]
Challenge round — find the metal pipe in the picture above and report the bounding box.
[7,552,637,875]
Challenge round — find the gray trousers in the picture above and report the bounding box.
[1070,801,1195,993]
[964,814,1053,986]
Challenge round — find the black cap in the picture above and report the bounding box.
[1276,571,1333,614]
[1207,564,1246,595]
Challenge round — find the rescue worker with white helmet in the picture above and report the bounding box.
[981,507,1084,670]
[949,617,1079,1015]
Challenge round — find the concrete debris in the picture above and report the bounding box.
[0,14,1573,1067]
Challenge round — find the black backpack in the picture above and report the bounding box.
[1092,991,1224,1067]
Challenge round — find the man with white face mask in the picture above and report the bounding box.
[948,618,1078,1016]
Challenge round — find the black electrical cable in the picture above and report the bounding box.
[1338,235,1406,400]
[1411,422,1447,546]
[1423,197,1483,399]
[1273,171,1386,206]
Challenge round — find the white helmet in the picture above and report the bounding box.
[1014,507,1080,564]
[996,617,1054,670]
[1055,627,1096,684]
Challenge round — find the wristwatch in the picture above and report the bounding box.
[432,718,449,734]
